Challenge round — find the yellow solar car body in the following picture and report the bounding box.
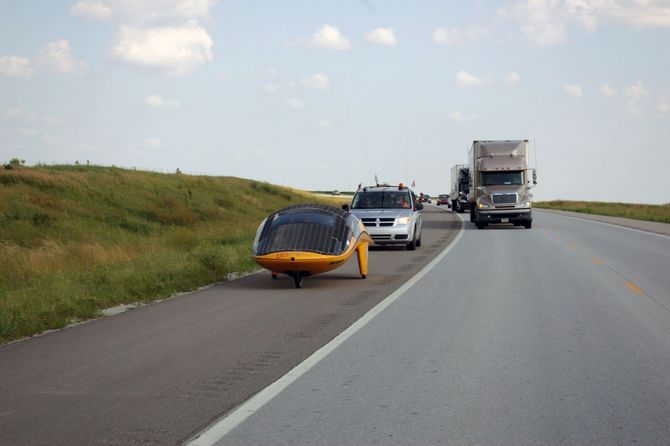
[252,204,373,288]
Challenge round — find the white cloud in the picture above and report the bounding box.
[263,83,279,93]
[38,39,87,75]
[70,1,113,20]
[600,84,617,97]
[365,27,396,46]
[455,70,488,87]
[503,72,521,85]
[432,25,489,45]
[658,94,670,114]
[4,107,25,117]
[43,133,62,147]
[605,0,670,28]
[142,137,162,148]
[309,24,351,50]
[0,56,35,78]
[110,21,213,76]
[145,94,180,108]
[624,80,649,99]
[500,1,670,47]
[499,1,568,46]
[300,73,331,89]
[286,98,306,109]
[70,0,216,24]
[564,84,584,98]
[3,107,59,124]
[318,120,332,128]
[447,112,479,123]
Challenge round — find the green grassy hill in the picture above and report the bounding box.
[0,164,346,343]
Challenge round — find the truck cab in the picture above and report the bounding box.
[343,184,423,250]
[468,140,537,229]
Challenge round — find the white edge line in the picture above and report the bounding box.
[535,209,670,240]
[184,213,465,446]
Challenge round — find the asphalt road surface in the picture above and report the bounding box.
[199,211,670,446]
[0,206,459,446]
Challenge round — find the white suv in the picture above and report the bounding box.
[344,185,423,250]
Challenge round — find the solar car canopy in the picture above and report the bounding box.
[253,204,362,256]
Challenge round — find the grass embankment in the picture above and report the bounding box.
[535,200,670,224]
[0,165,348,343]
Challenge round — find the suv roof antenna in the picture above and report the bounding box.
[374,174,379,186]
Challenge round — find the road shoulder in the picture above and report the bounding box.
[536,208,670,237]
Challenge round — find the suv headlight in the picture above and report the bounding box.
[396,216,412,225]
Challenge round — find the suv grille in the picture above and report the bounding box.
[361,217,395,227]
[371,235,392,241]
[491,193,517,205]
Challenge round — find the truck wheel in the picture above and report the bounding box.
[470,206,475,222]
[524,221,532,229]
[416,233,422,247]
[475,222,486,229]
[452,200,457,212]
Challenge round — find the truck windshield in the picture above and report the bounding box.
[352,191,411,209]
[481,172,523,186]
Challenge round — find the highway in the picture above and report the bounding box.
[2,207,669,445]
[0,207,459,446]
[196,210,670,446]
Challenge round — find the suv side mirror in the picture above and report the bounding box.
[416,203,424,211]
[341,204,350,211]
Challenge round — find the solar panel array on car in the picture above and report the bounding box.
[255,204,353,256]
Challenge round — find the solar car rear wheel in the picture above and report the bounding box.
[293,272,303,288]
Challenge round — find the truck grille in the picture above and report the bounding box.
[491,193,517,205]
[361,217,395,227]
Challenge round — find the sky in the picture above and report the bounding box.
[1,0,669,203]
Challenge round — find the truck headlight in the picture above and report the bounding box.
[396,216,411,225]
[518,201,531,208]
[478,202,491,209]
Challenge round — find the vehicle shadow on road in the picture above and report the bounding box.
[462,222,526,230]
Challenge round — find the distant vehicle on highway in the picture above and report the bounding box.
[437,194,450,206]
[419,194,432,204]
[252,204,372,288]
[343,183,423,250]
[450,164,470,213]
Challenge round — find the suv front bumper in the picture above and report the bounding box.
[365,225,414,244]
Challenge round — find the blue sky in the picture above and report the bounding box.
[1,0,669,203]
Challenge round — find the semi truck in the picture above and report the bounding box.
[468,140,537,229]
[449,164,470,213]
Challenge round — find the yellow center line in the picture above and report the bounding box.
[625,280,644,295]
[592,256,604,266]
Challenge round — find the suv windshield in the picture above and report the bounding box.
[481,171,524,186]
[352,191,412,209]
